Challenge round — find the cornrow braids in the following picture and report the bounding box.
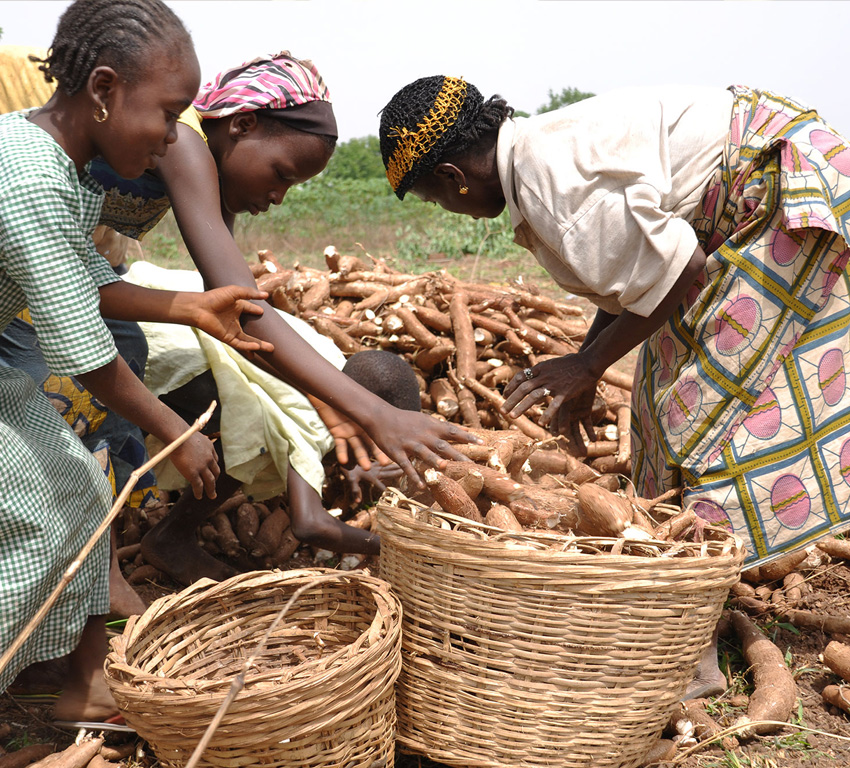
[379,75,513,199]
[30,0,192,96]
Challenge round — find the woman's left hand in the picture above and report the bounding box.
[502,353,599,441]
[195,286,275,354]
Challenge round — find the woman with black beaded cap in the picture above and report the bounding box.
[380,75,850,699]
[0,0,272,727]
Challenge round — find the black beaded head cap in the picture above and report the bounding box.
[379,75,484,200]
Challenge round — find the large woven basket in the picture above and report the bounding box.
[376,492,744,768]
[104,568,402,768]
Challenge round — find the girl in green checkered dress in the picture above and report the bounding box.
[0,0,273,724]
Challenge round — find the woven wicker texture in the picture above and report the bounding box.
[104,569,402,768]
[376,493,744,768]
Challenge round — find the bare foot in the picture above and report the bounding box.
[684,629,726,700]
[109,555,148,618]
[141,519,237,587]
[53,673,117,722]
[53,616,117,722]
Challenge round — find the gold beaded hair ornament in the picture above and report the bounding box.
[385,76,469,196]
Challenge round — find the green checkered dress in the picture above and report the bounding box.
[0,110,121,691]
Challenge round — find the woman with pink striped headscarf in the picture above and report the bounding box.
[84,52,476,588]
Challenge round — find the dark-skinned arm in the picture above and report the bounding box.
[153,125,477,484]
[98,279,273,355]
[503,244,707,439]
[76,355,219,499]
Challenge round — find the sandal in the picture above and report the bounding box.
[53,714,135,734]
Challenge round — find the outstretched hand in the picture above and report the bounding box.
[309,396,390,471]
[195,286,274,354]
[363,406,481,488]
[340,460,405,506]
[502,353,599,447]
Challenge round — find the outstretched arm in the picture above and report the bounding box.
[503,244,707,440]
[76,355,219,499]
[155,125,477,483]
[98,279,273,355]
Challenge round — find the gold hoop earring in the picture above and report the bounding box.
[94,105,108,123]
[459,185,469,195]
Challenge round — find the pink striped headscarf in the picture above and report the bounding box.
[193,51,337,137]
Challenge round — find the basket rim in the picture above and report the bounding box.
[376,491,745,568]
[107,568,402,692]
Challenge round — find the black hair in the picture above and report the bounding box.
[379,75,513,199]
[342,350,421,412]
[31,0,193,96]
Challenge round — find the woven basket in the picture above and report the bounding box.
[104,568,402,768]
[376,491,744,768]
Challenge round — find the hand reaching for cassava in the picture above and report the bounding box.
[502,353,599,447]
[339,460,405,506]
[310,395,481,488]
[308,395,390,471]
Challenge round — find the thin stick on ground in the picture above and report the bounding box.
[184,572,355,768]
[0,401,218,678]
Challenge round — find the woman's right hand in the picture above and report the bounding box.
[363,405,481,488]
[168,432,221,499]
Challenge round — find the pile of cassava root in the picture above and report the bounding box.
[0,734,139,768]
[116,244,696,582]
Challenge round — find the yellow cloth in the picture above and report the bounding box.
[178,105,207,144]
[124,262,345,499]
[0,46,53,113]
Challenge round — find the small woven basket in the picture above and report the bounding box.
[104,568,402,768]
[376,491,744,768]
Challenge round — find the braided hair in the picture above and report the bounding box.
[30,0,192,96]
[379,75,513,199]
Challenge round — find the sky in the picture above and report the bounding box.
[3,0,850,142]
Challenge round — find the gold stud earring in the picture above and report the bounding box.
[459,185,469,195]
[94,105,108,123]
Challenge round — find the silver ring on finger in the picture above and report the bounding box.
[523,367,534,380]
[542,388,551,397]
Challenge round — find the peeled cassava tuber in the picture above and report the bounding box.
[575,484,651,539]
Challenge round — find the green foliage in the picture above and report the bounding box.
[536,86,595,114]
[141,219,192,269]
[323,135,385,181]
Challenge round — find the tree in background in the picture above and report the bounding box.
[536,86,595,114]
[323,135,385,181]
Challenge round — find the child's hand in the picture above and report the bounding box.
[340,460,405,506]
[194,286,275,355]
[169,433,220,499]
[308,396,391,471]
